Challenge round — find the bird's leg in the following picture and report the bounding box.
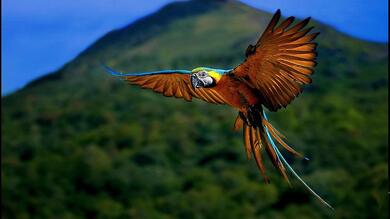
[239,105,259,127]
[239,111,250,125]
[247,105,262,127]
[247,106,256,127]
[239,107,253,126]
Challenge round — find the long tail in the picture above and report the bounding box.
[237,107,334,210]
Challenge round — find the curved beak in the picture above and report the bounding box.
[191,74,203,89]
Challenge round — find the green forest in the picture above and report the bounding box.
[2,0,388,218]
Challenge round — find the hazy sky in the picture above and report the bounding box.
[2,0,388,95]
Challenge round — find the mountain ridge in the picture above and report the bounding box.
[2,0,388,218]
[6,0,387,95]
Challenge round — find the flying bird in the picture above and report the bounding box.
[105,10,333,209]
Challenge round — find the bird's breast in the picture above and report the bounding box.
[215,76,259,109]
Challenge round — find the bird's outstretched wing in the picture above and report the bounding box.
[104,66,226,104]
[232,9,319,111]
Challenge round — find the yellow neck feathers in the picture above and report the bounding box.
[207,71,222,82]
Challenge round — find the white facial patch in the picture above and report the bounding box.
[201,76,214,86]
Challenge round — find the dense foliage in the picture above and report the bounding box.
[2,0,388,218]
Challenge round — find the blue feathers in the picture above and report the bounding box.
[102,64,192,76]
[262,110,334,210]
[102,64,233,77]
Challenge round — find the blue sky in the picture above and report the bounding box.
[2,0,388,95]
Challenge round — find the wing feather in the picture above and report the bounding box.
[232,10,318,111]
[105,66,227,104]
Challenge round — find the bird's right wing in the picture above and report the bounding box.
[105,66,227,104]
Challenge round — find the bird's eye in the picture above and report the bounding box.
[198,71,207,77]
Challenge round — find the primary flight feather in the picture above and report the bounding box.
[105,10,333,209]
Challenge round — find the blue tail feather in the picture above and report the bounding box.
[262,110,334,210]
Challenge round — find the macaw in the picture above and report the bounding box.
[105,10,333,209]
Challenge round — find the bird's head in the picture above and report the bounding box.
[190,67,223,89]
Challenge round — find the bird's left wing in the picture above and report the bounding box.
[104,66,226,104]
[232,10,319,112]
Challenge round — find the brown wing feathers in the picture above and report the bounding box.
[123,74,226,104]
[124,74,193,101]
[234,9,319,111]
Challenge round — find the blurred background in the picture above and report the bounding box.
[2,0,388,218]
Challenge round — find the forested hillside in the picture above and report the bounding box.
[2,0,388,218]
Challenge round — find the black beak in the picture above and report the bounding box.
[191,74,203,89]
